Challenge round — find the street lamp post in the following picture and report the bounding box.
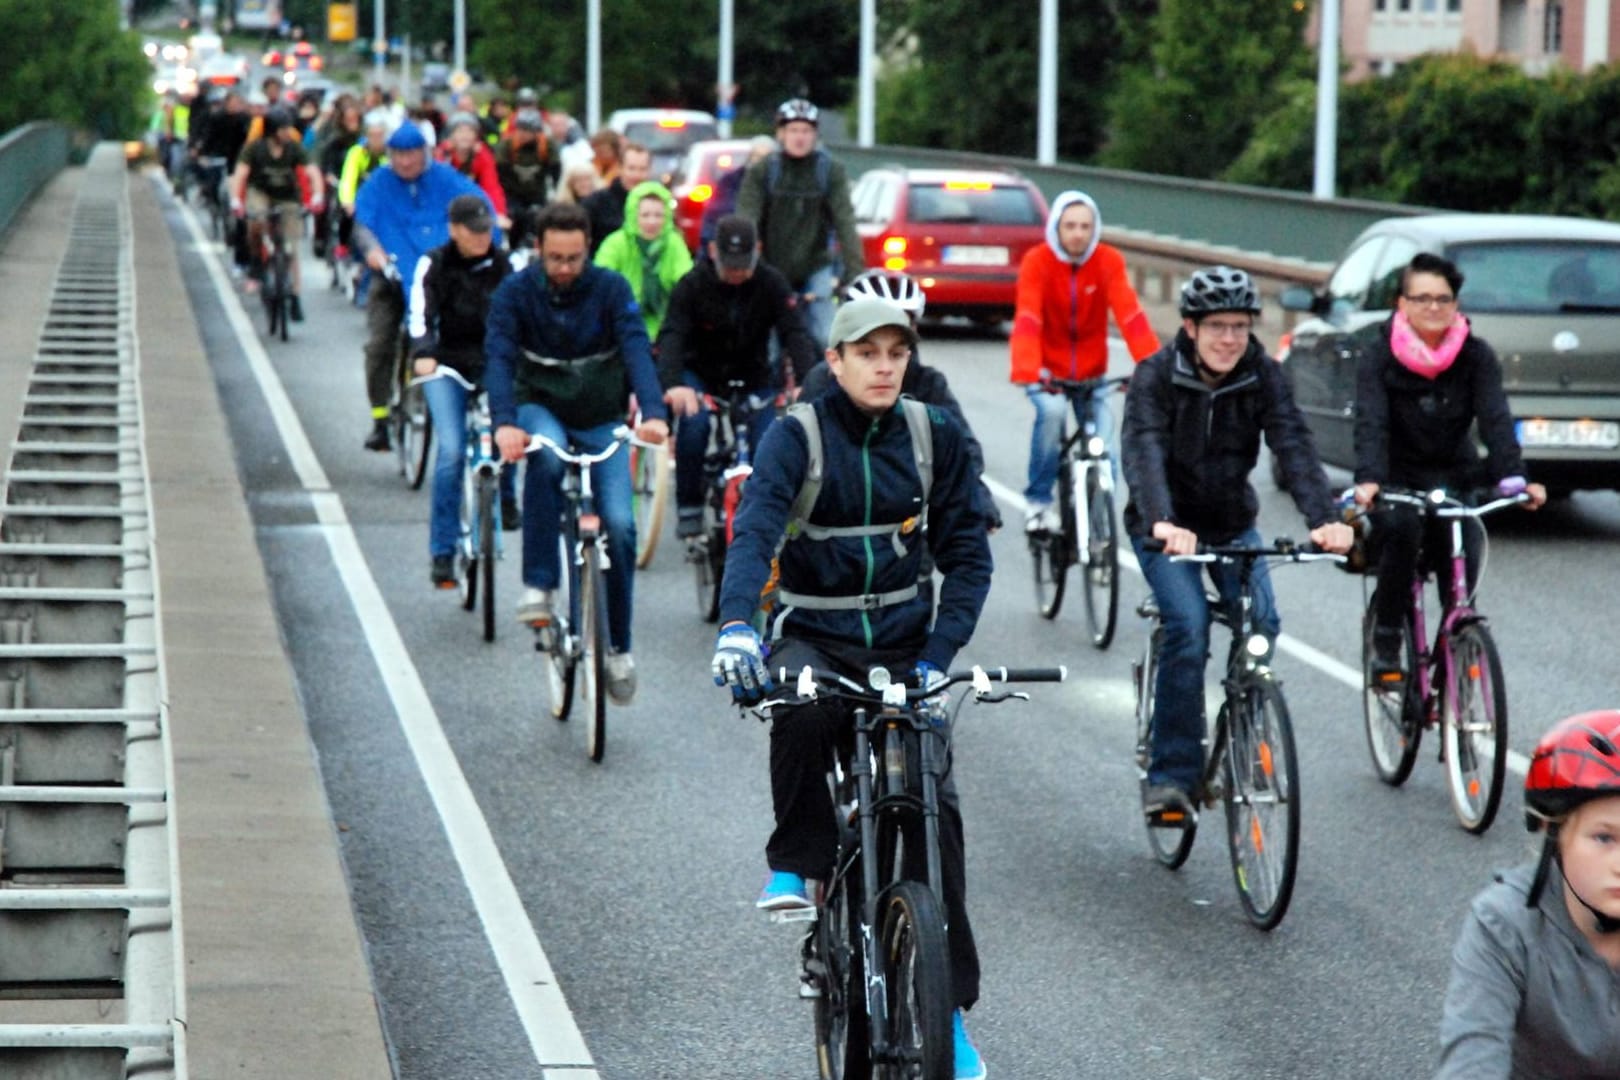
[1313,0,1341,199]
[373,0,386,89]
[586,0,602,133]
[718,0,735,138]
[453,0,466,85]
[858,0,876,146]
[1038,0,1057,164]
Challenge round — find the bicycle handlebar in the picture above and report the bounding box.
[1142,537,1345,564]
[408,366,478,392]
[1370,487,1530,518]
[1042,375,1130,396]
[774,664,1067,705]
[522,427,657,465]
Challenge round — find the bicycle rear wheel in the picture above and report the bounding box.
[693,499,722,622]
[1080,470,1119,650]
[813,867,870,1080]
[274,252,290,342]
[631,441,669,569]
[580,544,608,762]
[1360,591,1421,785]
[1442,622,1508,834]
[458,466,478,612]
[878,881,953,1080]
[477,476,497,642]
[1135,626,1196,868]
[1032,464,1072,620]
[1221,679,1301,931]
[543,532,577,723]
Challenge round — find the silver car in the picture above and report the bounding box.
[1278,214,1620,495]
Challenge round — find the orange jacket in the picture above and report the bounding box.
[1009,241,1158,384]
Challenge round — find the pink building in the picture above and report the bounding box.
[1330,0,1620,77]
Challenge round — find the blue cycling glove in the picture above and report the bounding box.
[914,661,949,724]
[712,623,773,703]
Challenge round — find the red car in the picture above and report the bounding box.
[669,139,756,253]
[851,167,1049,324]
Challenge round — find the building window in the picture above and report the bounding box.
[1374,0,1388,9]
[1545,1,1563,51]
[1397,0,1412,11]
[1420,0,1437,11]
[1446,0,1461,11]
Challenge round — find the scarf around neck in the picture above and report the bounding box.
[1389,309,1469,380]
[635,234,668,318]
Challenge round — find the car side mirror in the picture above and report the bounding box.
[1279,284,1323,315]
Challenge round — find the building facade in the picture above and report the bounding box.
[1333,0,1619,77]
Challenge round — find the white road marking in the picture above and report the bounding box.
[175,193,600,1078]
[981,473,1529,776]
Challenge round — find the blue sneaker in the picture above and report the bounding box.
[755,870,811,911]
[953,1009,986,1080]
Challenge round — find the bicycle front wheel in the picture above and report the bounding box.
[878,881,954,1080]
[1221,679,1301,931]
[580,544,608,762]
[693,500,722,622]
[1442,623,1508,834]
[1080,471,1119,650]
[1360,591,1421,785]
[457,466,478,613]
[543,533,577,723]
[477,476,497,642]
[631,441,669,569]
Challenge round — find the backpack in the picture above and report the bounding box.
[755,397,936,627]
[762,149,832,201]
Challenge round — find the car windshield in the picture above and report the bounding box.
[907,183,1041,226]
[1448,240,1620,314]
[624,121,719,154]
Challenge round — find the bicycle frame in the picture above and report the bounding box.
[411,367,505,558]
[1052,380,1115,561]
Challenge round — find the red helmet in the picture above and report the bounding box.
[1524,710,1620,830]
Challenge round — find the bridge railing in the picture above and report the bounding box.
[0,124,73,242]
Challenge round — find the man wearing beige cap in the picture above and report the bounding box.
[711,297,994,1078]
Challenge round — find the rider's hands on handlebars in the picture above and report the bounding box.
[1151,520,1199,556]
[1309,521,1356,554]
[663,386,700,418]
[712,622,772,703]
[365,249,391,273]
[1353,481,1380,507]
[634,417,670,446]
[1499,475,1548,509]
[494,424,530,464]
[413,357,438,377]
[914,660,950,724]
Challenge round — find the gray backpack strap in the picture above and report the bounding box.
[785,402,823,537]
[900,396,934,508]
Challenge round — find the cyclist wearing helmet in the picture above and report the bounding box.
[436,111,510,231]
[1351,252,1546,685]
[800,269,1001,532]
[1010,190,1160,532]
[1438,710,1620,1077]
[230,106,325,321]
[657,215,819,538]
[735,98,865,347]
[1121,265,1352,822]
[493,109,551,250]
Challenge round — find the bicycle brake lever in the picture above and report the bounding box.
[975,691,1030,704]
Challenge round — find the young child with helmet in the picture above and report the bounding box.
[1437,710,1620,1077]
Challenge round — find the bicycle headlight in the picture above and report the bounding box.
[1245,633,1271,659]
[1087,436,1107,459]
[867,666,891,691]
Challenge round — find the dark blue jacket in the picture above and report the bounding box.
[718,385,992,670]
[484,263,669,431]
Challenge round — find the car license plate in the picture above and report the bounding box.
[1516,418,1620,449]
[941,245,1009,266]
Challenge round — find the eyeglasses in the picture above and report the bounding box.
[1200,320,1253,338]
[1403,293,1457,308]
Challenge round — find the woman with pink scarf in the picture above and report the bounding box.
[1352,252,1546,681]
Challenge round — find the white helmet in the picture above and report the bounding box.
[845,269,925,318]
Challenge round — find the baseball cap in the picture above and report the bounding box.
[827,298,920,349]
[712,215,758,271]
[386,123,427,151]
[448,194,493,233]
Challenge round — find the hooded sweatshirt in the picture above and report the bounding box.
[1009,190,1159,384]
[592,180,694,342]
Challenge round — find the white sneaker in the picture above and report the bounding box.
[516,587,554,626]
[606,652,637,705]
[1024,506,1059,534]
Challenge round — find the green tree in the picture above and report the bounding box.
[1520,64,1620,218]
[1103,0,1311,178]
[0,1,151,137]
[878,0,1144,160]
[1223,73,1398,201]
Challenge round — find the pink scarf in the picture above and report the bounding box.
[1389,310,1469,380]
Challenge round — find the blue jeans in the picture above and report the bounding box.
[1024,384,1115,507]
[422,376,516,558]
[515,403,636,653]
[674,372,779,510]
[1131,527,1280,793]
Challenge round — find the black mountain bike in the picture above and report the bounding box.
[252,205,296,343]
[1131,538,1340,930]
[770,663,1065,1078]
[1028,376,1127,648]
[378,259,432,488]
[689,381,768,622]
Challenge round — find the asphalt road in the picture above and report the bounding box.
[156,180,1620,1080]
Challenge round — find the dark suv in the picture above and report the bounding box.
[1278,214,1620,495]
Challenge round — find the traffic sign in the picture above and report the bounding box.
[449,70,471,92]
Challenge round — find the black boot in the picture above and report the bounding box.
[1370,627,1405,687]
[364,419,391,452]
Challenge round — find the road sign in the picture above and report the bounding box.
[449,70,471,92]
[328,2,357,43]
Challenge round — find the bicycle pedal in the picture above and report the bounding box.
[798,978,823,1000]
[768,906,817,925]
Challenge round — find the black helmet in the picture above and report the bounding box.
[774,98,819,127]
[514,109,545,134]
[265,106,296,133]
[1179,265,1260,318]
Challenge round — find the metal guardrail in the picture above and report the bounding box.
[0,124,72,243]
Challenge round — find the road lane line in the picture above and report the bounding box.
[175,195,601,1078]
[981,475,1530,776]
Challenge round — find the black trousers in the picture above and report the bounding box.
[1373,504,1481,630]
[766,637,981,1009]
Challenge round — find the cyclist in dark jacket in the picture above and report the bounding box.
[711,298,994,1078]
[656,216,818,537]
[408,195,516,587]
[1122,266,1351,823]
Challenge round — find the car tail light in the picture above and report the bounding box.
[882,236,908,271]
[689,183,713,204]
[944,180,992,192]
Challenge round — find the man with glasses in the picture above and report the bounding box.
[484,203,670,705]
[353,123,492,451]
[656,215,819,539]
[1121,265,1353,823]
